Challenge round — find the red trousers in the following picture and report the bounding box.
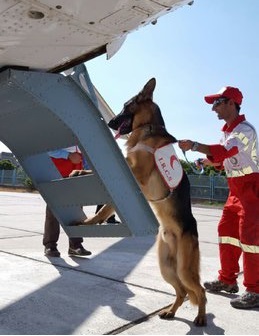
[218,173,259,293]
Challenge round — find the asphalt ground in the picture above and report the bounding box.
[0,191,258,335]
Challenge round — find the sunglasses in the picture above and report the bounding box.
[213,97,229,108]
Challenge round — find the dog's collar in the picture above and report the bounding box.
[131,124,166,138]
[143,124,165,135]
[142,124,167,140]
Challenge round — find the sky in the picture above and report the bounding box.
[1,0,259,162]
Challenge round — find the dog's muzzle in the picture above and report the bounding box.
[108,112,133,135]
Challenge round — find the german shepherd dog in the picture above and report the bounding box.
[72,78,207,326]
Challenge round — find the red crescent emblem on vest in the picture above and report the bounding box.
[170,155,178,169]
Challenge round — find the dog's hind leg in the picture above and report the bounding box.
[193,291,207,326]
[176,234,207,326]
[157,232,187,319]
[159,281,187,319]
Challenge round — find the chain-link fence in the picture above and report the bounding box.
[0,169,27,187]
[188,174,228,202]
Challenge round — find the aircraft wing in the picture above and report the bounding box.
[0,0,193,73]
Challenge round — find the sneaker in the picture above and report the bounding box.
[68,246,92,256]
[44,246,60,257]
[204,280,239,293]
[230,291,259,309]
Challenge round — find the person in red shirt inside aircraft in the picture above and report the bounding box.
[178,86,259,309]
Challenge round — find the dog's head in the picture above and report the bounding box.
[108,78,163,133]
[108,78,177,143]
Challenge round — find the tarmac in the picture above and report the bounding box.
[0,190,258,335]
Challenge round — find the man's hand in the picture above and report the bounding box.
[178,140,212,155]
[178,140,194,151]
[199,158,211,166]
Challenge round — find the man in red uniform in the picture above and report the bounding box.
[179,86,259,309]
[43,146,91,257]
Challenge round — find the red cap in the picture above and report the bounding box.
[204,86,243,105]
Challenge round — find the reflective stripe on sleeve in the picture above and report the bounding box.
[236,131,250,146]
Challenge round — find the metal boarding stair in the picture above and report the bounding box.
[0,65,159,237]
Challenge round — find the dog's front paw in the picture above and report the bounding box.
[69,170,81,177]
[83,217,105,225]
[69,169,92,177]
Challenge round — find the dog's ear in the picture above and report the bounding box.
[137,78,156,102]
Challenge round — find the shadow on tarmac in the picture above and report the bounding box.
[0,237,155,335]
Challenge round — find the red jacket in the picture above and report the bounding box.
[51,154,83,178]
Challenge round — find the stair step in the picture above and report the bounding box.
[39,174,111,206]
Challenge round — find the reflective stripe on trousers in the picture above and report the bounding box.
[219,236,259,253]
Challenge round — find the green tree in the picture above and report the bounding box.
[0,159,16,170]
[23,177,36,191]
[179,159,193,175]
[203,164,226,176]
[180,159,226,176]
